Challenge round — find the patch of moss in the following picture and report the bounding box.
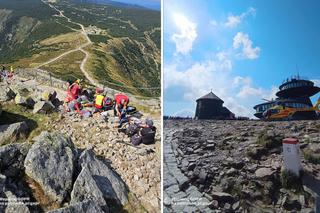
[122,192,148,213]
[303,149,320,164]
[256,130,283,149]
[281,170,303,191]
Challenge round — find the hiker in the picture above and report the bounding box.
[94,88,105,112]
[114,93,129,117]
[66,97,81,113]
[8,66,14,79]
[130,118,157,146]
[70,79,82,100]
[0,66,8,82]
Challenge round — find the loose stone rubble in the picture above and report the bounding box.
[164,120,320,212]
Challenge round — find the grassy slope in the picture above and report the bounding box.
[0,0,160,97]
[40,50,86,82]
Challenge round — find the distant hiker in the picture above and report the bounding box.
[1,66,8,82]
[114,94,129,117]
[130,118,157,146]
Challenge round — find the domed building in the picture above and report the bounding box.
[254,76,320,120]
[195,91,234,119]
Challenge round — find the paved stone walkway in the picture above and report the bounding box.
[163,127,212,212]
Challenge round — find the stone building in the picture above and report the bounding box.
[195,91,234,119]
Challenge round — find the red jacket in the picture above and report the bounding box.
[115,94,129,105]
[70,83,81,99]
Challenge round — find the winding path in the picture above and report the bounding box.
[38,0,101,87]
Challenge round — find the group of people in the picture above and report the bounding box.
[64,79,156,146]
[0,65,14,82]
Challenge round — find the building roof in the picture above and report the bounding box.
[196,91,223,102]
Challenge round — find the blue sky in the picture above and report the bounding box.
[113,0,160,10]
[164,0,320,117]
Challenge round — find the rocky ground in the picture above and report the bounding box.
[0,75,161,213]
[164,119,320,212]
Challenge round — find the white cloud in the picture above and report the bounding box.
[312,79,320,87]
[171,14,197,55]
[172,108,195,117]
[164,54,259,118]
[225,7,256,28]
[233,32,260,59]
[237,85,263,98]
[235,76,278,100]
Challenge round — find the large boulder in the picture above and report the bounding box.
[0,122,29,145]
[0,143,31,178]
[71,149,128,207]
[47,200,104,213]
[33,101,55,114]
[24,132,77,205]
[0,86,16,102]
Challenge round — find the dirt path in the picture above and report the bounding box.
[38,0,100,87]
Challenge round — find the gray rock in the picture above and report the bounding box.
[282,196,302,211]
[211,192,234,203]
[0,86,16,102]
[0,122,29,145]
[47,200,104,213]
[15,94,35,108]
[0,143,31,177]
[32,101,55,114]
[71,149,128,206]
[24,132,77,205]
[255,168,274,179]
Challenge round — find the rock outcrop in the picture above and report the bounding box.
[71,149,128,207]
[0,86,15,102]
[0,122,29,145]
[24,132,78,205]
[47,200,103,213]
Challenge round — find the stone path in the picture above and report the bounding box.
[163,127,211,212]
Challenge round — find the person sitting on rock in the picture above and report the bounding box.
[131,118,156,146]
[114,93,129,117]
[94,88,105,113]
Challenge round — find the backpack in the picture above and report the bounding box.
[104,97,113,110]
[126,106,137,115]
[131,133,142,146]
[141,126,156,145]
[126,123,140,136]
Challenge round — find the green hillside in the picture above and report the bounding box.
[0,0,160,97]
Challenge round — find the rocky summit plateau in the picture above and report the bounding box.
[164,119,320,212]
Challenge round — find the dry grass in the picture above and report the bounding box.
[39,32,86,46]
[25,175,60,211]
